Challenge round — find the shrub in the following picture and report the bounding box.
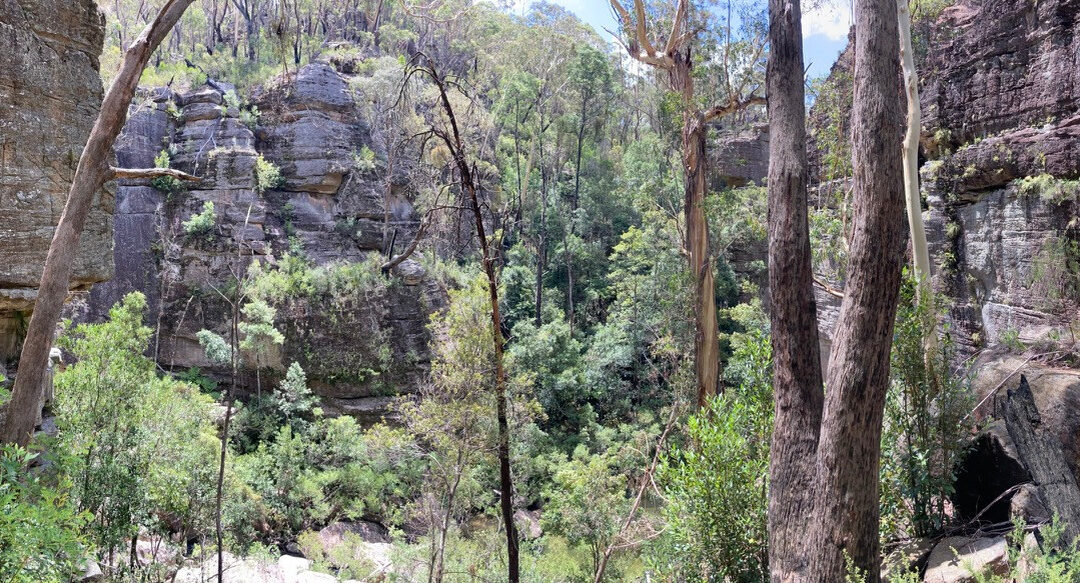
[183,201,217,238]
[880,274,974,540]
[653,322,772,582]
[352,146,378,174]
[254,155,284,194]
[150,150,186,197]
[53,293,222,563]
[0,445,89,583]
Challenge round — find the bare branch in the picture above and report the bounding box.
[703,95,766,122]
[109,167,201,182]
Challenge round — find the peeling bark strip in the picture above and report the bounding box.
[1004,375,1080,544]
[1,0,199,447]
[765,0,825,579]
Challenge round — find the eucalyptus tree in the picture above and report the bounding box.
[610,0,765,409]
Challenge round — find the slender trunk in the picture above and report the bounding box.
[765,0,825,578]
[1,0,198,447]
[806,0,906,575]
[216,298,238,582]
[898,0,930,288]
[430,66,519,582]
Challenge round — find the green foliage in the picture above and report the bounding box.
[0,445,89,583]
[196,328,233,366]
[880,275,974,540]
[1017,173,1080,204]
[150,150,186,196]
[53,293,221,564]
[809,71,854,180]
[254,155,284,194]
[239,299,285,372]
[541,446,628,574]
[653,324,772,582]
[352,146,378,174]
[183,200,217,238]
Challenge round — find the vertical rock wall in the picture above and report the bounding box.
[0,0,109,359]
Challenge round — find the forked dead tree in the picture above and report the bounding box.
[610,0,764,409]
[0,0,200,447]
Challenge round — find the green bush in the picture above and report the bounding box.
[183,201,217,238]
[150,150,186,197]
[0,445,89,583]
[880,274,974,540]
[53,292,222,564]
[254,155,284,194]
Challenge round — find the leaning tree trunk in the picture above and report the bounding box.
[429,65,520,583]
[765,0,825,578]
[0,0,199,447]
[806,0,907,576]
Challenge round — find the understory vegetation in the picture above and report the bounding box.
[8,0,1080,581]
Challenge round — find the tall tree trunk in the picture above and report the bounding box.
[806,0,906,575]
[429,65,520,583]
[898,0,931,288]
[765,0,825,578]
[682,107,721,409]
[0,0,199,447]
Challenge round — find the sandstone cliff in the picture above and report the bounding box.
[86,62,443,420]
[0,0,109,361]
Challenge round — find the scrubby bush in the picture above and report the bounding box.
[150,150,186,197]
[880,274,974,540]
[254,155,284,194]
[183,201,217,238]
[652,318,772,582]
[0,445,89,583]
[53,292,222,571]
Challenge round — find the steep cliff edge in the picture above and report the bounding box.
[0,0,109,360]
[86,61,442,420]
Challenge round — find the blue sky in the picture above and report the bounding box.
[530,0,852,79]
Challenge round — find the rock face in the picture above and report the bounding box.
[923,536,1009,583]
[86,62,442,419]
[0,0,109,359]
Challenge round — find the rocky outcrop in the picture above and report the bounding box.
[86,61,442,419]
[0,0,109,359]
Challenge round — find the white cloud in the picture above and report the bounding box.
[802,1,853,41]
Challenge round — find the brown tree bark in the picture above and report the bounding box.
[610,0,755,409]
[0,0,199,447]
[764,0,825,578]
[425,62,520,583]
[805,0,906,576]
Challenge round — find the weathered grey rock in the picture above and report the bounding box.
[921,0,1080,147]
[85,62,441,421]
[710,124,769,188]
[923,536,1009,583]
[0,0,110,357]
[969,354,1080,473]
[77,559,103,582]
[318,520,391,548]
[881,538,934,582]
[1009,483,1050,525]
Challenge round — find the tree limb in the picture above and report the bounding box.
[703,95,766,122]
[109,167,201,182]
